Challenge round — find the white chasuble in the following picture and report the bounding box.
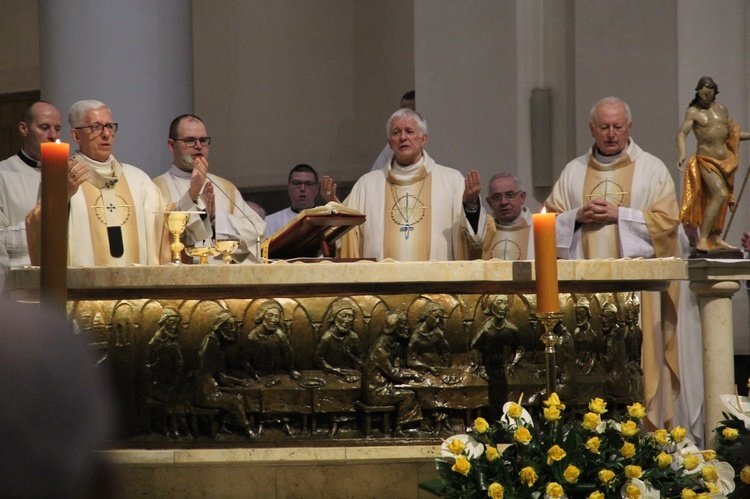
[383,167,431,261]
[479,207,534,260]
[580,156,634,259]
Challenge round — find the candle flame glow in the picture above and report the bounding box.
[541,206,547,214]
[55,139,61,144]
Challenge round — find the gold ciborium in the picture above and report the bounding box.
[162,211,193,264]
[185,245,220,265]
[214,239,240,264]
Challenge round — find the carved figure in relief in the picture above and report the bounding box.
[407,301,452,375]
[572,297,599,375]
[362,310,426,437]
[145,307,191,437]
[195,309,255,438]
[470,294,523,380]
[600,301,629,399]
[314,302,363,383]
[623,292,643,369]
[241,302,301,380]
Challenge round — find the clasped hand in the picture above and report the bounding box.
[576,198,618,224]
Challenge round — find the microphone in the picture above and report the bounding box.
[182,155,263,263]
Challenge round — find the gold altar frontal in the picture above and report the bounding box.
[6,259,688,498]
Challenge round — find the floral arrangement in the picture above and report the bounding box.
[421,393,736,499]
[713,379,750,499]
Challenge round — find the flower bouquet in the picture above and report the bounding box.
[713,381,750,498]
[421,393,735,499]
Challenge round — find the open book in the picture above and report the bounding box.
[261,202,365,261]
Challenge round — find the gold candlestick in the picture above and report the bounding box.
[539,311,565,396]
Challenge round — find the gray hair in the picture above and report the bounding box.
[487,173,524,196]
[589,97,632,124]
[386,108,428,138]
[68,100,109,128]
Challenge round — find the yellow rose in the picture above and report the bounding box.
[519,466,538,487]
[621,442,636,459]
[586,436,601,454]
[701,465,718,483]
[547,444,567,465]
[474,417,489,433]
[702,450,716,460]
[706,482,718,494]
[682,454,700,471]
[625,465,642,479]
[484,445,499,462]
[627,402,646,419]
[544,392,566,410]
[680,489,697,499]
[508,403,523,419]
[598,469,615,485]
[722,427,739,441]
[653,429,668,445]
[514,426,532,444]
[563,464,580,483]
[620,420,640,437]
[625,484,641,499]
[671,426,687,442]
[447,438,465,455]
[697,492,712,499]
[546,482,564,499]
[740,465,750,484]
[487,482,504,499]
[588,397,608,414]
[544,405,562,422]
[452,455,471,476]
[656,451,672,468]
[582,412,600,431]
[588,492,605,499]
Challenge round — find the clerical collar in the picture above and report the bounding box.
[390,156,424,180]
[17,149,40,169]
[593,143,628,164]
[495,209,525,227]
[169,164,194,180]
[291,204,315,214]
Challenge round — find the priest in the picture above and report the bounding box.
[26,100,205,267]
[473,173,534,260]
[0,101,62,267]
[544,96,680,431]
[321,108,485,261]
[153,114,265,263]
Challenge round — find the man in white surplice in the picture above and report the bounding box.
[26,100,205,267]
[320,108,486,261]
[0,101,62,268]
[153,114,265,263]
[544,97,682,431]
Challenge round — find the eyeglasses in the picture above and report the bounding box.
[74,122,118,135]
[289,180,318,188]
[489,190,522,202]
[173,137,211,147]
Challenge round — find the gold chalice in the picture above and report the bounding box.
[184,245,220,265]
[214,239,240,264]
[162,211,193,264]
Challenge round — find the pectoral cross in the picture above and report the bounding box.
[400,224,414,240]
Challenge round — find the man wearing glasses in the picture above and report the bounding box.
[471,173,534,260]
[26,100,203,266]
[264,164,320,236]
[153,114,266,263]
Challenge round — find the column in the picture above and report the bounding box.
[690,279,741,447]
[38,0,193,177]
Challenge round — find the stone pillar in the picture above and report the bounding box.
[689,279,740,447]
[38,0,193,177]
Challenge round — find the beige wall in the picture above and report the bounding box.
[0,1,39,93]
[192,1,413,189]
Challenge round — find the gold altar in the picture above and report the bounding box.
[8,258,726,498]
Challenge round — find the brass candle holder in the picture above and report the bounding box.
[538,311,565,396]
